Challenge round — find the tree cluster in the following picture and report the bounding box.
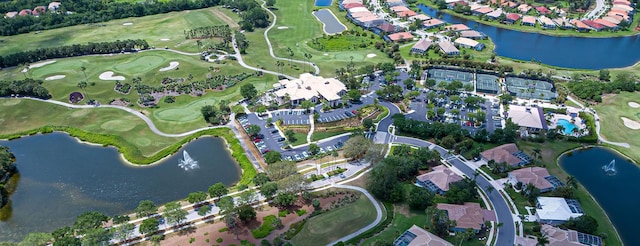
[200,100,231,125]
[0,39,149,68]
[0,0,224,36]
[0,78,51,99]
[567,73,639,102]
[184,25,232,41]
[0,146,17,208]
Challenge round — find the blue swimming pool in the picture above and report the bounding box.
[557,119,578,134]
[315,0,332,6]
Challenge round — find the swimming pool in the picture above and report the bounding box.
[557,119,578,134]
[315,0,332,6]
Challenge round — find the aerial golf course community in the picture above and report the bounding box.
[0,0,640,245]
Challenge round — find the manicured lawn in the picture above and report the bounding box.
[291,195,377,245]
[0,7,234,55]
[504,187,531,215]
[360,205,427,245]
[592,92,640,163]
[518,140,622,246]
[290,132,309,146]
[311,130,349,142]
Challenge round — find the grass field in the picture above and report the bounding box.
[360,205,427,245]
[291,195,377,245]
[0,7,240,55]
[593,92,640,163]
[518,140,622,245]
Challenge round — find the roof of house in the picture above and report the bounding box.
[387,32,414,41]
[608,9,630,19]
[518,4,531,12]
[274,73,346,102]
[509,167,553,190]
[411,14,431,21]
[423,18,445,27]
[474,7,494,14]
[357,15,382,22]
[460,30,484,38]
[581,19,607,30]
[454,37,480,47]
[522,15,537,24]
[445,23,470,31]
[514,236,538,246]
[602,16,622,24]
[480,143,523,166]
[571,19,591,29]
[395,225,454,246]
[437,203,496,230]
[593,18,618,28]
[390,5,412,12]
[438,40,459,54]
[18,9,32,16]
[613,0,631,5]
[343,3,365,9]
[416,165,463,191]
[449,1,468,6]
[412,39,433,51]
[506,13,521,21]
[33,6,47,14]
[535,6,550,14]
[612,4,634,12]
[538,16,556,26]
[536,197,584,222]
[503,1,518,8]
[398,10,418,17]
[5,11,17,18]
[553,18,574,27]
[48,2,61,9]
[348,6,370,13]
[506,105,547,130]
[486,9,503,18]
[378,23,397,32]
[342,0,364,4]
[351,11,375,18]
[541,225,602,246]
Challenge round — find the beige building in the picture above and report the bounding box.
[273,73,347,107]
[436,202,496,232]
[393,225,453,246]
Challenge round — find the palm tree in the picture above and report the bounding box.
[81,66,88,83]
[566,176,577,189]
[77,81,88,100]
[537,232,549,246]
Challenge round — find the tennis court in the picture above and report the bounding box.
[427,68,473,85]
[505,77,554,90]
[476,74,500,94]
[505,77,556,100]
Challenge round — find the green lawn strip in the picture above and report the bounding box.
[360,205,426,245]
[479,166,505,180]
[592,92,640,163]
[291,132,309,146]
[374,105,390,124]
[504,187,531,215]
[415,0,640,38]
[518,141,621,245]
[252,215,278,239]
[311,130,350,142]
[291,195,378,245]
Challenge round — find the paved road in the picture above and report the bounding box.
[585,0,606,19]
[329,184,383,245]
[393,136,516,246]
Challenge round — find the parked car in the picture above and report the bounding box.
[302,152,310,158]
[277,137,286,142]
[326,146,334,152]
[271,129,279,134]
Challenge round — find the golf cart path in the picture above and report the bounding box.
[567,96,630,148]
[329,184,383,245]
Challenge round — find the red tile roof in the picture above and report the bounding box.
[535,6,550,14]
[571,20,591,29]
[581,19,606,30]
[481,143,522,166]
[343,3,365,9]
[593,18,618,28]
[398,10,418,17]
[387,32,414,41]
[18,9,32,16]
[506,13,521,21]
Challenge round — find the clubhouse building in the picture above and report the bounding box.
[273,73,347,107]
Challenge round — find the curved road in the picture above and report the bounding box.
[329,184,383,245]
[567,96,630,148]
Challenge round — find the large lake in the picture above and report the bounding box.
[418,5,640,69]
[559,147,639,245]
[0,133,240,242]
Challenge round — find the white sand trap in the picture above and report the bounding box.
[621,117,640,130]
[159,62,179,72]
[277,26,289,29]
[99,71,125,81]
[21,60,56,72]
[324,53,328,56]
[628,102,640,108]
[160,38,170,41]
[123,22,133,26]
[45,75,66,81]
[366,53,377,58]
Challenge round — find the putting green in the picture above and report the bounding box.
[100,119,137,132]
[114,55,166,74]
[70,109,91,118]
[30,60,85,78]
[153,97,216,122]
[135,137,152,147]
[332,52,365,62]
[2,100,21,106]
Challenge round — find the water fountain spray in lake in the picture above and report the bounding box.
[178,151,199,170]
[603,159,617,175]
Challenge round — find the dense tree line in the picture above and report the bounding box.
[0,78,51,99]
[0,0,224,36]
[221,0,269,31]
[567,73,639,102]
[184,25,231,41]
[0,39,149,68]
[0,146,17,208]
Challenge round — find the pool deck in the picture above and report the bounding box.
[548,113,587,136]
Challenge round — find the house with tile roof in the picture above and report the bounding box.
[410,39,433,54]
[438,40,460,56]
[508,167,564,193]
[521,15,537,26]
[459,30,486,39]
[537,16,556,29]
[454,37,484,50]
[480,143,532,167]
[437,203,496,233]
[394,225,454,246]
[386,32,415,42]
[416,165,463,195]
[505,13,521,24]
[423,18,446,29]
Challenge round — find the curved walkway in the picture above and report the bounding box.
[567,96,630,148]
[231,35,296,80]
[259,0,320,75]
[329,184,383,245]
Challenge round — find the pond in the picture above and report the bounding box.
[559,147,639,245]
[315,0,332,7]
[417,5,640,69]
[0,133,241,242]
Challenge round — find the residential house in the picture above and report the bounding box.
[386,32,414,42]
[571,19,592,32]
[438,40,460,55]
[18,9,32,16]
[416,165,463,195]
[4,11,17,18]
[480,143,532,167]
[553,18,575,29]
[390,5,412,13]
[521,15,537,26]
[436,203,496,233]
[549,6,567,17]
[517,4,532,13]
[447,1,467,10]
[274,73,347,107]
[410,39,433,54]
[503,1,518,8]
[378,23,399,33]
[607,9,630,21]
[48,2,61,11]
[536,197,584,225]
[612,4,634,13]
[505,13,521,24]
[603,16,622,25]
[343,3,365,9]
[505,105,549,132]
[486,9,503,19]
[540,224,603,246]
[398,10,418,17]
[613,0,631,6]
[537,16,557,29]
[594,18,619,30]
[393,225,454,246]
[356,15,384,28]
[459,30,486,39]
[410,14,431,21]
[33,6,47,15]
[423,18,446,29]
[454,37,484,50]
[342,0,364,4]
[445,23,470,32]
[348,6,370,14]
[535,6,551,15]
[472,7,494,16]
[386,0,406,7]
[581,19,607,31]
[508,167,564,193]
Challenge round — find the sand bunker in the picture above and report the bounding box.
[366,53,377,58]
[323,53,328,56]
[21,60,56,72]
[160,38,170,41]
[622,117,640,130]
[45,75,66,81]
[99,71,125,81]
[277,26,289,29]
[628,102,640,108]
[123,22,133,26]
[159,62,179,72]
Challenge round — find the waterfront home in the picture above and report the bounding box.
[486,9,503,19]
[447,1,467,10]
[537,16,557,29]
[594,18,619,30]
[410,14,431,21]
[603,16,622,24]
[472,6,494,16]
[416,165,463,195]
[390,5,411,13]
[508,167,564,193]
[517,4,532,13]
[607,9,630,21]
[274,73,347,107]
[571,19,592,32]
[459,30,486,39]
[540,225,603,246]
[505,105,548,132]
[356,15,384,28]
[386,0,405,7]
[398,10,418,17]
[423,18,446,29]
[581,19,607,31]
[438,40,460,55]
[386,32,415,42]
[436,203,496,233]
[521,15,536,26]
[535,6,551,15]
[480,143,532,168]
[612,4,634,13]
[553,18,575,29]
[410,39,433,54]
[445,23,471,32]
[4,11,17,18]
[454,37,484,50]
[613,0,631,6]
[535,197,584,225]
[505,13,521,24]
[393,225,454,246]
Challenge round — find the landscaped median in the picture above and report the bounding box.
[0,126,256,185]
